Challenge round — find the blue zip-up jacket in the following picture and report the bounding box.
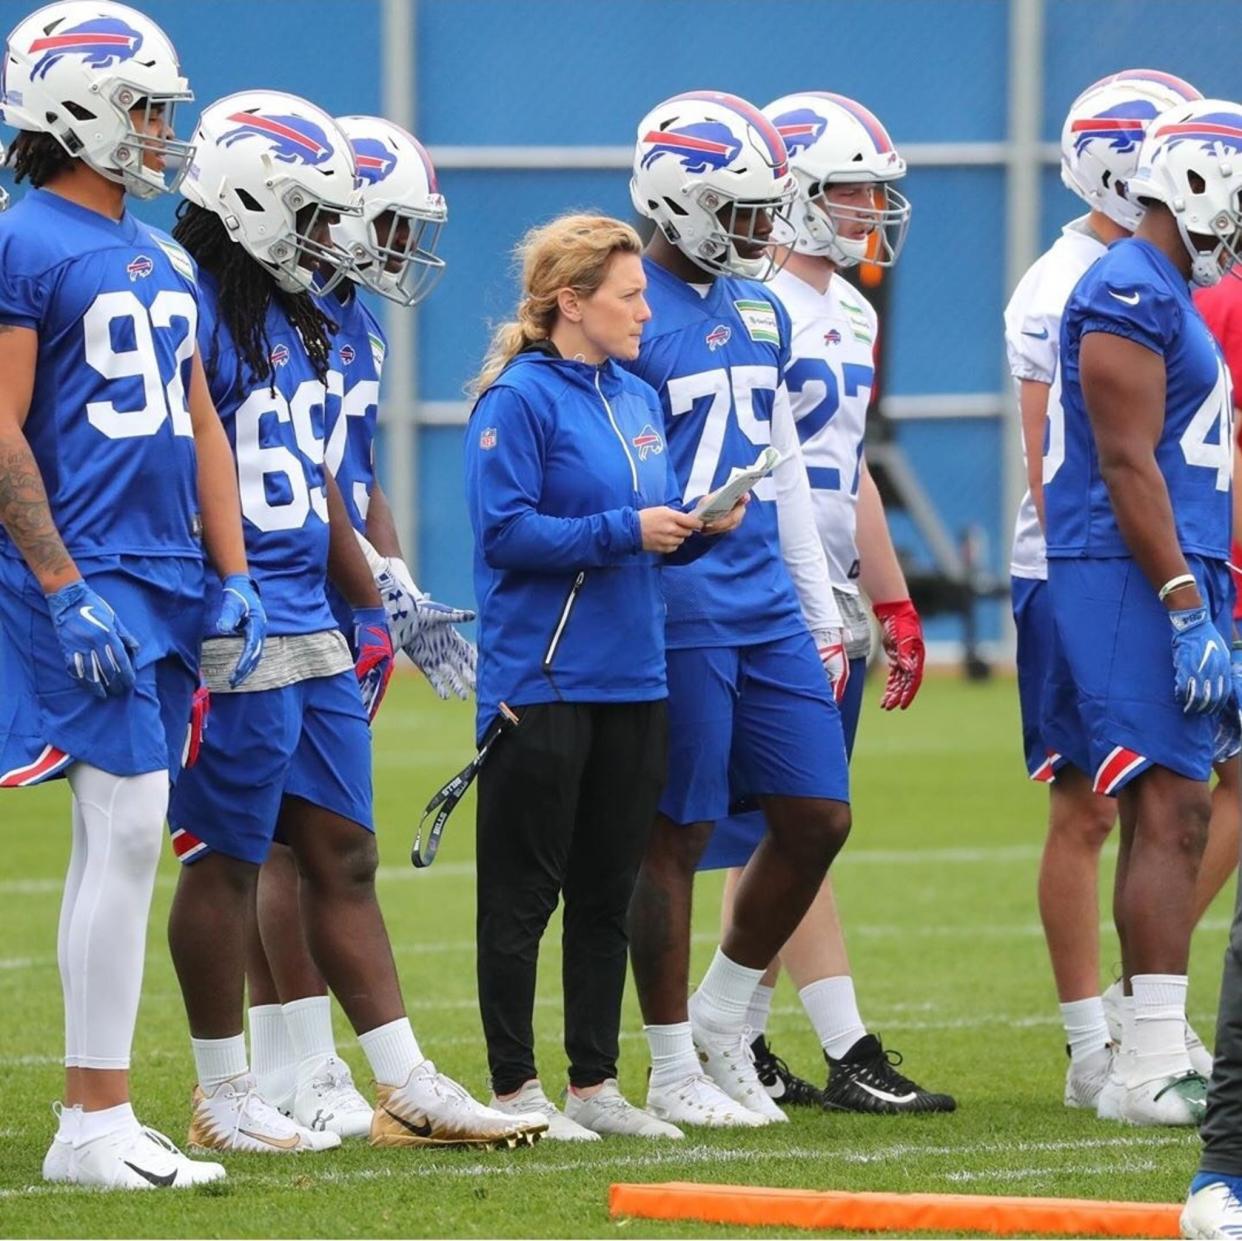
[466,345,709,740]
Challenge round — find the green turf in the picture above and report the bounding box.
[0,672,1225,1237]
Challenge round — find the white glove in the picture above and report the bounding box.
[405,622,477,701]
[814,628,849,703]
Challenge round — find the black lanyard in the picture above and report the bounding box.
[410,702,519,868]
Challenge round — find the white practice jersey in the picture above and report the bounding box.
[1003,218,1106,580]
[770,266,878,594]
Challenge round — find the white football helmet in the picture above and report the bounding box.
[0,1,193,198]
[331,116,446,306]
[631,90,797,281]
[1060,69,1202,231]
[181,90,361,295]
[764,91,909,267]
[1129,98,1242,287]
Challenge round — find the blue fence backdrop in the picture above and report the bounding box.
[1,0,1238,648]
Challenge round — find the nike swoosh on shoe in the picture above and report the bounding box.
[382,1107,434,1138]
[239,1128,302,1150]
[124,1160,177,1187]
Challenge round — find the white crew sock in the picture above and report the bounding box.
[192,1033,248,1092]
[691,949,764,1034]
[644,1022,701,1087]
[1131,974,1190,1075]
[63,766,168,1071]
[283,994,337,1073]
[745,984,775,1040]
[53,1103,82,1144]
[1060,996,1112,1063]
[249,1004,296,1106]
[358,1018,422,1087]
[800,975,867,1060]
[77,1102,136,1145]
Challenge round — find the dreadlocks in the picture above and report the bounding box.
[172,201,336,391]
[7,131,74,188]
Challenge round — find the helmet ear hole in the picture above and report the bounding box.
[235,187,263,212]
[662,195,688,218]
[63,100,94,121]
[1189,169,1207,195]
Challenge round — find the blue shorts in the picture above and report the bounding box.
[660,631,849,828]
[1011,575,1062,782]
[0,555,203,785]
[1044,555,1232,794]
[699,656,864,871]
[168,669,373,865]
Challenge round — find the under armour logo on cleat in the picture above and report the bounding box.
[124,1160,177,1187]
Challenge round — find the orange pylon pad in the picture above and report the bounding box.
[608,1181,1183,1237]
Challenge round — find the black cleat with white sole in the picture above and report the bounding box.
[751,1036,824,1107]
[822,1034,956,1115]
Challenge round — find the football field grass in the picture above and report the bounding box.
[0,670,1228,1237]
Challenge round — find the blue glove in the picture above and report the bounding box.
[1170,605,1231,714]
[353,606,395,721]
[46,580,139,699]
[214,574,266,689]
[1216,641,1242,763]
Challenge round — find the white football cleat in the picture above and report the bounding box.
[687,999,786,1124]
[1103,980,1212,1076]
[1118,1069,1208,1127]
[42,1101,73,1184]
[1065,1044,1115,1111]
[488,1079,599,1142]
[1187,1024,1215,1079]
[370,1059,545,1148]
[73,1122,226,1189]
[1181,1179,1242,1238]
[563,1079,683,1139]
[292,1055,372,1139]
[646,1071,769,1128]
[188,1073,341,1153]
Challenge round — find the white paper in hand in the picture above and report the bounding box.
[692,447,783,523]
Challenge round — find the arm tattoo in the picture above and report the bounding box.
[0,433,74,584]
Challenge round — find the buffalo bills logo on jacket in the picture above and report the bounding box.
[824,328,842,345]
[632,425,664,461]
[351,137,396,185]
[270,343,291,368]
[126,255,153,281]
[706,324,731,352]
[29,16,143,80]
[1071,101,1158,156]
[1157,111,1242,156]
[640,121,742,173]
[772,107,828,157]
[220,112,334,166]
[339,344,356,365]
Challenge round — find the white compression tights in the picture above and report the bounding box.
[56,765,168,1070]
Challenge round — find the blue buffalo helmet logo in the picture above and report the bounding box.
[351,137,396,185]
[219,111,334,166]
[640,121,742,173]
[1157,111,1242,156]
[28,16,144,81]
[1070,100,1158,157]
[772,108,828,158]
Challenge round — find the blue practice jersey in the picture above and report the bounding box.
[0,190,202,561]
[322,287,386,534]
[1047,238,1233,561]
[197,273,336,635]
[620,258,806,649]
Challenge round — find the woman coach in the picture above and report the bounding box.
[464,213,743,1140]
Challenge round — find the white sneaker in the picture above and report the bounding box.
[371,1059,545,1148]
[1118,1069,1208,1127]
[1103,980,1212,1075]
[646,1071,769,1128]
[1065,1044,1115,1110]
[73,1122,226,1189]
[42,1103,73,1184]
[292,1055,372,1139]
[563,1079,683,1139]
[1182,1180,1242,1238]
[188,1073,341,1153]
[488,1079,599,1142]
[687,1001,787,1124]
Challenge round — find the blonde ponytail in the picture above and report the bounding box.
[470,212,643,396]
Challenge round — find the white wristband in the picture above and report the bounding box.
[1158,573,1197,603]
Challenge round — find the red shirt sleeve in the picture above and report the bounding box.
[1195,281,1242,441]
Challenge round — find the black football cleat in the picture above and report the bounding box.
[822,1034,956,1115]
[750,1035,825,1107]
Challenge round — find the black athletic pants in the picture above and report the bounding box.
[475,699,667,1095]
[1200,856,1242,1175]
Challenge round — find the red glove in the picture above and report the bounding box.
[873,599,925,710]
[353,606,395,722]
[184,681,211,769]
